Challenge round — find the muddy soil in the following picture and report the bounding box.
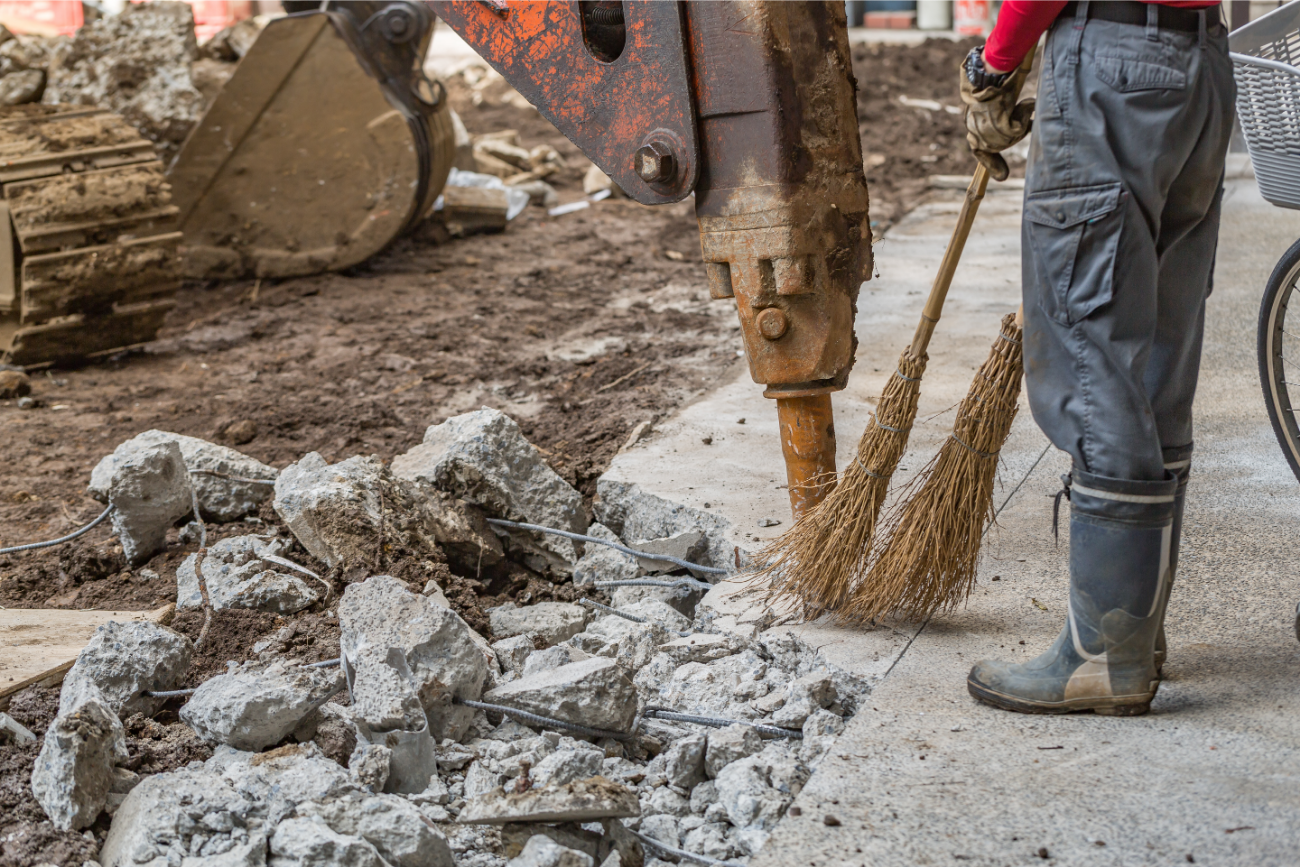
[0,39,992,867]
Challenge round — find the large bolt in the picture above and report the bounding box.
[756,307,789,341]
[634,141,677,183]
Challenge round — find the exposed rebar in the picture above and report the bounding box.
[0,505,113,555]
[485,518,726,575]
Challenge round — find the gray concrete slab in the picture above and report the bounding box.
[607,177,1300,864]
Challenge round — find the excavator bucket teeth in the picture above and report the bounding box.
[0,105,182,367]
[170,2,455,280]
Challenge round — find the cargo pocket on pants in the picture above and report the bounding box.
[1025,182,1126,326]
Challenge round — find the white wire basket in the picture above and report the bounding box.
[1231,1,1300,210]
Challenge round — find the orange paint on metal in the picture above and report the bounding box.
[777,394,837,517]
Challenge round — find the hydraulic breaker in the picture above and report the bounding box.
[432,1,872,516]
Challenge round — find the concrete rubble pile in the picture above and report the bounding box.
[31,406,870,867]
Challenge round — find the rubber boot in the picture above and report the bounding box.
[967,468,1177,715]
[1154,445,1191,675]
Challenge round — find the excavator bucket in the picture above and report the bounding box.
[169,1,455,279]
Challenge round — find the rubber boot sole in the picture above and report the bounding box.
[967,675,1155,716]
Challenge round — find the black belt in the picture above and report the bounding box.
[1059,1,1218,33]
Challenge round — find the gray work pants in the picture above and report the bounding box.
[1022,2,1236,482]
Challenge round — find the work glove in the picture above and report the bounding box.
[959,46,1034,182]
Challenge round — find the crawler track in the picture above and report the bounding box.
[0,105,180,366]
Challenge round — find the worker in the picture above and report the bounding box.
[959,1,1234,715]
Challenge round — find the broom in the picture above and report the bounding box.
[840,307,1025,624]
[754,164,994,617]
[753,47,1036,618]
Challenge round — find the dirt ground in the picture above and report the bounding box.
[0,37,986,867]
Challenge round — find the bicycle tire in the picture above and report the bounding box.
[1257,235,1300,485]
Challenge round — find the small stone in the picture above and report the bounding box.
[483,658,637,733]
[643,787,690,818]
[350,741,393,793]
[689,780,717,815]
[682,823,733,861]
[823,814,841,826]
[31,685,128,831]
[583,164,617,196]
[758,518,781,528]
[0,368,31,398]
[457,776,639,824]
[222,419,257,445]
[508,835,594,867]
[16,395,35,409]
[631,531,707,574]
[180,660,344,750]
[101,439,193,566]
[492,635,537,677]
[270,817,388,867]
[89,430,276,523]
[529,748,603,789]
[705,724,763,779]
[520,645,591,679]
[661,733,706,789]
[58,620,192,719]
[638,814,679,850]
[490,602,587,647]
[391,409,588,572]
[713,748,809,831]
[0,711,36,745]
[770,673,835,729]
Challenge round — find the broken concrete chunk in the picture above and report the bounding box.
[520,644,591,679]
[508,835,595,867]
[102,438,193,566]
[274,453,402,569]
[0,711,36,744]
[638,814,679,851]
[458,776,639,824]
[271,816,389,867]
[492,635,536,677]
[490,602,587,647]
[99,764,259,867]
[689,780,718,815]
[632,531,707,574]
[392,408,588,570]
[682,823,733,862]
[177,534,321,615]
[43,2,205,160]
[643,786,690,818]
[529,748,604,789]
[180,660,343,751]
[0,68,42,105]
[572,523,640,587]
[297,792,454,867]
[661,733,707,789]
[483,658,637,734]
[90,430,276,522]
[31,684,129,831]
[349,740,393,793]
[339,575,488,742]
[592,480,729,572]
[705,724,763,779]
[355,720,440,796]
[770,672,835,729]
[713,745,811,831]
[59,620,192,719]
[207,742,355,826]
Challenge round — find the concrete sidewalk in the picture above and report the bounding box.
[603,177,1300,864]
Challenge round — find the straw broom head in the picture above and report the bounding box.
[752,349,928,617]
[841,312,1024,624]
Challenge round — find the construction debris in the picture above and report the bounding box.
[7,406,869,866]
[90,430,276,523]
[42,2,205,162]
[58,620,192,718]
[99,438,193,567]
[176,535,322,615]
[180,660,343,751]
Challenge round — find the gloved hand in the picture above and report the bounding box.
[959,47,1034,182]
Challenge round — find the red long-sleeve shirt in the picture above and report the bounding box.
[983,1,1223,72]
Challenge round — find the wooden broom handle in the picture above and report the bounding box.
[908,46,1037,359]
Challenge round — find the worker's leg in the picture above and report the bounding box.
[1144,20,1236,672]
[970,5,1231,713]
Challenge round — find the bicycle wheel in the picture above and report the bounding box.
[1258,235,1300,484]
